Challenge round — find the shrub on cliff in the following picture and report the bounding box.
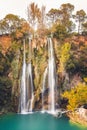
[62,83,87,111]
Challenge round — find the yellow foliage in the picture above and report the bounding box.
[84,77,87,83]
[58,42,71,73]
[62,83,87,111]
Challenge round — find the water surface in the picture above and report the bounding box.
[0,112,87,130]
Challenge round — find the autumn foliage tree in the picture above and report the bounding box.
[62,83,87,111]
[27,2,41,37]
[0,14,31,40]
[37,6,48,37]
[13,20,30,40]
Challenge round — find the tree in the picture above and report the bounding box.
[4,14,20,34]
[46,3,74,32]
[60,3,74,32]
[37,5,48,37]
[82,22,87,34]
[62,83,87,111]
[47,9,61,26]
[13,19,30,40]
[39,6,46,27]
[0,14,31,40]
[0,45,12,111]
[53,24,68,40]
[0,19,8,34]
[74,10,86,34]
[27,2,41,35]
[66,45,87,77]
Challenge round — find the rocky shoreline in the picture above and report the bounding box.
[67,108,87,127]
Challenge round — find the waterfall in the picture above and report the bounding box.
[48,38,56,114]
[28,38,34,112]
[27,62,34,112]
[20,38,34,114]
[27,38,34,112]
[42,67,48,112]
[20,37,57,114]
[20,40,27,114]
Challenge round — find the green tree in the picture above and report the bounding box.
[82,22,87,34]
[60,3,74,32]
[66,45,87,77]
[74,10,86,34]
[47,9,61,26]
[47,3,75,35]
[53,24,68,40]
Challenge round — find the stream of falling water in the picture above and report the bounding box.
[20,40,27,114]
[42,67,48,112]
[20,38,56,115]
[20,39,34,114]
[48,38,56,114]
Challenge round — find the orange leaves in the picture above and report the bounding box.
[15,30,23,39]
[21,22,30,33]
[14,22,30,39]
[0,35,11,54]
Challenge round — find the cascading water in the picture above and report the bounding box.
[27,38,34,112]
[20,38,34,114]
[42,67,48,112]
[48,38,56,114]
[27,62,34,112]
[20,40,27,114]
[19,37,63,116]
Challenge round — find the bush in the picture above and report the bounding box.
[62,83,87,111]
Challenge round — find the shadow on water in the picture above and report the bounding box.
[0,112,87,130]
